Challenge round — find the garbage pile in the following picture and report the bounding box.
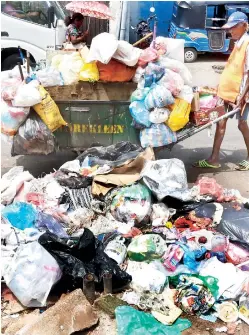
[1,72,67,156]
[129,36,194,148]
[1,141,249,334]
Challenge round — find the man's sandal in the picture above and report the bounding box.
[235,160,249,171]
[193,159,221,169]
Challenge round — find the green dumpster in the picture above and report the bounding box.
[47,82,140,150]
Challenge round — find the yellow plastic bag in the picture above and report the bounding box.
[167,98,191,131]
[33,86,67,132]
[79,62,99,82]
[79,46,99,82]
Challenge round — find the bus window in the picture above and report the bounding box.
[1,1,49,26]
[172,4,206,29]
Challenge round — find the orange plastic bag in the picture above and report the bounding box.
[96,59,136,82]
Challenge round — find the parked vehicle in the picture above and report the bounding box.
[129,1,174,44]
[131,15,155,49]
[169,1,249,62]
[1,1,108,71]
[1,1,67,70]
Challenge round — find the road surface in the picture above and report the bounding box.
[1,54,249,197]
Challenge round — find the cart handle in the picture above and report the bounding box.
[177,107,240,142]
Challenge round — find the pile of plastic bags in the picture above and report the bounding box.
[1,66,68,155]
[130,36,194,148]
[1,141,249,335]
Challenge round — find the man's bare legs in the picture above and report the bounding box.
[238,119,249,161]
[206,118,249,167]
[206,118,228,167]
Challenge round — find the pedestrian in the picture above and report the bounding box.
[194,12,249,171]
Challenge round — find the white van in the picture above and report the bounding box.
[1,1,67,70]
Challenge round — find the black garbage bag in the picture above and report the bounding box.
[193,203,218,219]
[11,112,57,156]
[163,196,213,216]
[77,141,143,168]
[54,169,92,189]
[38,228,132,292]
[217,203,249,249]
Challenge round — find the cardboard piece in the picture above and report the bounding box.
[92,147,155,196]
[191,105,225,126]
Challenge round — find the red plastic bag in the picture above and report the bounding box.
[196,177,224,201]
[226,242,249,265]
[138,48,158,67]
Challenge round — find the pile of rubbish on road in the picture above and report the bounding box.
[1,141,249,334]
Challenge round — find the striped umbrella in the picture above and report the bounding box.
[65,1,113,20]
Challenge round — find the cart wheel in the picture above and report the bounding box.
[184,48,197,63]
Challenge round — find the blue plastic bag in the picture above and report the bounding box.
[129,100,151,128]
[140,124,177,148]
[115,306,192,335]
[35,212,68,238]
[145,84,174,109]
[176,242,203,272]
[131,119,145,130]
[2,202,37,230]
[130,88,150,102]
[144,63,165,88]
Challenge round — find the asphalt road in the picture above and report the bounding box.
[1,54,249,197]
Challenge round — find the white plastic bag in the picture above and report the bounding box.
[178,85,194,104]
[59,160,81,172]
[4,241,62,307]
[158,69,184,97]
[58,52,84,85]
[127,260,168,293]
[152,37,185,62]
[11,64,29,80]
[133,66,145,84]
[141,159,193,201]
[158,56,193,86]
[113,41,142,67]
[1,244,17,278]
[1,77,22,100]
[104,236,127,264]
[35,67,64,87]
[149,107,170,124]
[1,166,34,205]
[87,32,118,64]
[151,203,176,227]
[199,257,249,299]
[12,80,42,107]
[51,54,64,69]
